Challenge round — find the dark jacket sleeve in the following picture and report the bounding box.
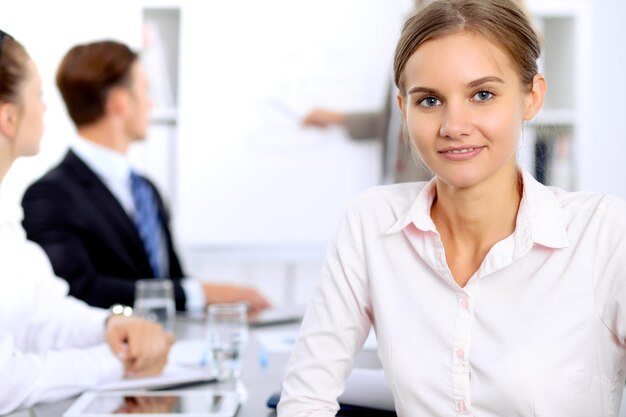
[344,111,387,140]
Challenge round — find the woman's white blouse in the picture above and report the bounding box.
[278,170,626,417]
[0,202,122,414]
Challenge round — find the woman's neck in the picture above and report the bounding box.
[430,165,522,286]
[432,167,522,246]
[0,140,15,186]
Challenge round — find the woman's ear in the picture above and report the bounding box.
[397,94,406,115]
[0,102,19,140]
[523,74,546,121]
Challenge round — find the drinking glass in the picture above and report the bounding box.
[205,303,248,380]
[133,279,176,332]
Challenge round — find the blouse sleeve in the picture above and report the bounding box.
[15,239,109,352]
[0,331,122,415]
[0,207,124,414]
[592,195,626,343]
[278,202,372,416]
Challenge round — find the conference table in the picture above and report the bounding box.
[7,315,626,417]
[6,314,381,417]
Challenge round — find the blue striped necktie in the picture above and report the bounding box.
[130,171,163,278]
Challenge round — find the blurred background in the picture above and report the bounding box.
[0,0,624,308]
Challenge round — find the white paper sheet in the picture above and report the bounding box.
[167,339,208,367]
[251,305,305,327]
[339,368,395,411]
[95,340,215,391]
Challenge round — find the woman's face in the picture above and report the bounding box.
[14,58,46,157]
[399,31,543,190]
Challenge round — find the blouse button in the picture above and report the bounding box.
[460,297,469,310]
[456,348,465,360]
[456,400,468,412]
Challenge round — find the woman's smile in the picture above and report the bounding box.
[438,145,486,161]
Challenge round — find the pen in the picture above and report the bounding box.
[199,346,209,367]
[152,378,218,391]
[268,98,300,120]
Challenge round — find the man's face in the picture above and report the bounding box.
[124,61,153,141]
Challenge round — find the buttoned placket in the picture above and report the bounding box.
[452,289,474,416]
[430,229,476,416]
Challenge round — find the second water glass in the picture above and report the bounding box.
[205,303,248,380]
[133,278,176,332]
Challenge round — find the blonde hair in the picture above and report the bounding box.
[395,0,540,96]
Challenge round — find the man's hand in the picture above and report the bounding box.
[106,315,175,377]
[202,283,271,319]
[301,108,347,127]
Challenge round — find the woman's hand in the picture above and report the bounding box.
[105,315,175,377]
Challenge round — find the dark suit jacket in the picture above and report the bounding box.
[21,150,188,310]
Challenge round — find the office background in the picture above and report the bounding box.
[0,0,624,307]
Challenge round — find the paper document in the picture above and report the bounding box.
[167,339,208,367]
[338,368,395,411]
[178,305,305,328]
[251,305,305,327]
[95,340,215,391]
[256,328,378,354]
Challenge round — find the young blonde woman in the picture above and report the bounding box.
[0,31,173,414]
[279,1,626,415]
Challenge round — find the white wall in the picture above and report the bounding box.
[577,0,626,197]
[175,0,412,248]
[0,1,141,208]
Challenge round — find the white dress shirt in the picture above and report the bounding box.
[71,137,205,312]
[0,199,123,414]
[278,170,626,417]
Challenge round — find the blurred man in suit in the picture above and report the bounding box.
[22,40,270,316]
[301,0,434,185]
[302,84,432,184]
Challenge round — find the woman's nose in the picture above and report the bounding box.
[439,102,473,139]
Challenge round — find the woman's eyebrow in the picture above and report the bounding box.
[408,76,504,96]
[466,76,504,89]
[407,86,441,95]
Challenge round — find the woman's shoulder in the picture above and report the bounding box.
[349,181,429,210]
[550,186,626,215]
[547,187,626,235]
[340,181,431,231]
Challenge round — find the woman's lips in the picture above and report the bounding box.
[438,145,486,161]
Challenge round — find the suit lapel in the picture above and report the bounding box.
[62,151,153,274]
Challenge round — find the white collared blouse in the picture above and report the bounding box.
[0,201,122,414]
[279,170,626,417]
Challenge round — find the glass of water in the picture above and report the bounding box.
[205,303,248,380]
[133,279,176,332]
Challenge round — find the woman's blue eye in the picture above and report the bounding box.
[473,90,494,102]
[418,96,441,108]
